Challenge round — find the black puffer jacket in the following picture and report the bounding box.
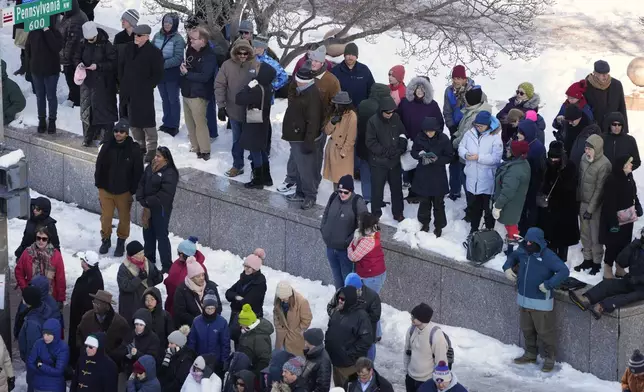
[327,285,381,339]
[141,287,174,351]
[301,345,332,392]
[357,84,390,160]
[25,23,63,76]
[225,271,267,317]
[95,135,144,195]
[15,197,60,257]
[172,280,222,328]
[68,265,104,366]
[616,239,644,287]
[602,112,641,171]
[58,0,88,67]
[158,345,196,392]
[236,62,275,152]
[74,28,118,126]
[365,112,407,169]
[121,308,162,375]
[136,163,179,213]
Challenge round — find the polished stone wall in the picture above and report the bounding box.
[7,126,643,381]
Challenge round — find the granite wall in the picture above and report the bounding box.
[6,126,642,381]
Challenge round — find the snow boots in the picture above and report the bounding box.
[263,163,273,187]
[37,117,47,133]
[47,118,56,134]
[114,238,125,257]
[245,166,264,189]
[542,358,555,373]
[99,238,111,255]
[574,259,595,272]
[513,352,537,365]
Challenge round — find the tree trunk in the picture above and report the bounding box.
[279,46,308,68]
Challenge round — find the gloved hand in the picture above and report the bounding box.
[301,141,314,155]
[553,130,563,142]
[610,226,620,233]
[397,135,408,152]
[504,269,517,282]
[248,79,258,88]
[217,107,227,122]
[7,376,14,391]
[57,301,64,311]
[138,268,148,280]
[492,206,501,220]
[583,211,592,220]
[330,115,342,125]
[539,283,548,293]
[422,156,432,165]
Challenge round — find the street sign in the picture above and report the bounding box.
[14,0,70,31]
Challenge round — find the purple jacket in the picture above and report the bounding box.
[397,77,444,140]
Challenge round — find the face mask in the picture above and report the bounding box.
[525,242,540,254]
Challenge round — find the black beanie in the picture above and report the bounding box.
[337,175,354,192]
[126,241,144,257]
[303,328,324,346]
[340,286,358,308]
[548,141,565,159]
[411,303,433,323]
[23,286,42,308]
[344,42,358,57]
[465,88,483,106]
[564,104,583,121]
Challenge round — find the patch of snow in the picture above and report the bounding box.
[0,149,24,168]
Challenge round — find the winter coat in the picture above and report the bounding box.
[229,370,255,392]
[158,346,196,392]
[180,45,217,100]
[15,196,61,257]
[225,272,267,317]
[584,75,628,131]
[180,373,222,392]
[273,290,313,356]
[25,275,65,333]
[152,15,185,74]
[261,350,294,390]
[599,158,640,245]
[25,25,63,76]
[452,101,493,149]
[496,94,541,123]
[1,59,26,125]
[458,123,503,195]
[324,302,373,368]
[127,355,161,392]
[256,53,288,92]
[301,345,332,392]
[236,62,275,152]
[365,112,407,169]
[344,369,394,392]
[570,123,601,168]
[118,41,165,128]
[214,40,257,122]
[0,336,13,392]
[237,319,274,377]
[443,78,480,129]
[536,158,580,248]
[15,245,66,302]
[117,257,163,324]
[28,319,70,392]
[493,157,531,225]
[602,112,641,171]
[173,280,222,328]
[418,376,468,392]
[187,313,230,361]
[621,368,644,392]
[114,30,134,46]
[164,252,206,316]
[328,285,381,339]
[222,353,252,392]
[556,112,592,161]
[616,239,644,285]
[323,110,358,183]
[577,134,612,215]
[281,82,324,147]
[76,306,132,371]
[95,135,144,195]
[288,68,341,121]
[74,28,119,125]
[410,129,453,197]
[141,287,175,351]
[58,0,88,67]
[357,84,390,160]
[68,265,104,365]
[18,302,51,362]
[331,61,375,107]
[398,77,444,141]
[552,102,594,132]
[518,120,546,211]
[320,192,369,250]
[136,163,179,214]
[404,322,449,382]
[123,309,163,374]
[293,54,334,76]
[71,332,118,392]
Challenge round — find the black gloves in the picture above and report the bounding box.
[553,130,563,142]
[448,125,458,136]
[637,203,643,217]
[217,107,227,122]
[301,141,314,155]
[330,115,342,125]
[7,377,14,391]
[582,211,592,220]
[138,269,148,281]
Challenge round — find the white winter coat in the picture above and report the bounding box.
[181,373,223,392]
[458,121,503,195]
[0,336,13,391]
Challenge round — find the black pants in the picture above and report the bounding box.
[418,196,446,229]
[549,245,568,262]
[467,192,494,232]
[585,279,644,313]
[371,164,404,218]
[519,202,538,237]
[63,66,80,106]
[405,375,424,392]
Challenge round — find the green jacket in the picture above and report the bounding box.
[2,60,26,125]
[238,318,274,378]
[493,157,531,225]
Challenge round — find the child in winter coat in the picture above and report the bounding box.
[180,355,222,392]
[622,349,644,392]
[128,355,162,392]
[142,287,175,351]
[418,361,468,392]
[28,319,70,392]
[71,333,118,392]
[187,294,231,361]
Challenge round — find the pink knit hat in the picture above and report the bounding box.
[253,248,266,260]
[244,254,262,271]
[525,110,538,122]
[186,256,204,278]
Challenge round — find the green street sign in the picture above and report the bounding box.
[14,0,71,31]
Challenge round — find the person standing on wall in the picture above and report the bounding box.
[58,0,88,107]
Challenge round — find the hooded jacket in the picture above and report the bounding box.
[331,60,375,107]
[365,110,407,169]
[281,81,324,147]
[458,122,503,195]
[225,271,267,317]
[95,134,144,195]
[398,77,444,141]
[164,251,206,316]
[15,244,66,302]
[232,370,255,392]
[17,301,52,362]
[222,353,252,392]
[327,285,381,339]
[70,332,118,392]
[320,192,369,250]
[68,264,104,366]
[602,112,641,171]
[503,228,569,311]
[123,309,162,375]
[273,290,313,356]
[569,121,601,167]
[152,14,185,71]
[261,350,294,391]
[141,287,174,351]
[236,62,276,152]
[578,134,612,215]
[493,156,531,225]
[173,279,222,328]
[187,311,231,362]
[599,155,640,245]
[117,256,163,324]
[1,60,26,125]
[357,83,391,160]
[27,275,64,333]
[127,355,161,392]
[215,39,258,122]
[28,318,70,392]
[58,0,88,66]
[237,318,274,377]
[15,197,60,257]
[411,127,453,197]
[517,120,546,210]
[301,345,332,392]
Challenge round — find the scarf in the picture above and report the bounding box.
[27,243,56,289]
[453,84,467,108]
[151,160,167,173]
[587,72,612,91]
[185,276,206,312]
[127,255,146,270]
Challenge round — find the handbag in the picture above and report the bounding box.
[536,174,559,208]
[14,29,29,49]
[400,140,416,171]
[617,204,638,226]
[246,85,264,124]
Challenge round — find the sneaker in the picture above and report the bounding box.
[225,167,244,177]
[301,198,315,210]
[286,193,305,203]
[513,353,537,365]
[277,182,296,195]
[541,358,555,373]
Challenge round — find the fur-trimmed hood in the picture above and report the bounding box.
[405,76,434,104]
[508,93,541,110]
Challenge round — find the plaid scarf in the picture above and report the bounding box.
[27,243,56,293]
[453,84,468,108]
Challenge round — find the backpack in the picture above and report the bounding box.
[408,325,454,367]
[326,192,363,227]
[463,229,504,264]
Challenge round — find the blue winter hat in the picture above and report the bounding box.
[474,111,492,127]
[178,239,197,257]
[344,273,363,289]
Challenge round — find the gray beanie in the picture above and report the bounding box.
[121,9,140,27]
[308,45,326,63]
[82,21,98,39]
[238,19,253,33]
[168,330,187,347]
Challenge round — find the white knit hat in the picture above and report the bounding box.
[84,335,99,348]
[276,281,293,301]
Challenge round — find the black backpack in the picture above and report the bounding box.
[326,192,363,227]
[463,229,504,264]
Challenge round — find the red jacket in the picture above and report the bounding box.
[293,54,334,76]
[164,250,206,315]
[15,248,66,302]
[351,232,386,278]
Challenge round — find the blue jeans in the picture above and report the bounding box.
[250,150,268,167]
[230,119,244,170]
[143,207,173,270]
[363,271,386,362]
[158,80,181,129]
[326,247,353,289]
[359,158,372,202]
[32,74,59,119]
[449,160,466,196]
[207,97,219,138]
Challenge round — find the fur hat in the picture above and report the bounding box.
[168,330,187,347]
[276,281,293,301]
[411,303,433,323]
[303,328,324,346]
[518,82,534,99]
[238,304,257,327]
[344,42,358,57]
[126,241,144,257]
[451,65,466,79]
[244,254,262,271]
[465,88,483,106]
[121,9,140,27]
[389,65,405,83]
[338,174,354,192]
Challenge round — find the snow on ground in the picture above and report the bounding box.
[6,192,620,391]
[2,0,644,284]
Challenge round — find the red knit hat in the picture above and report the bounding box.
[389,65,405,83]
[511,140,530,158]
[133,360,146,374]
[452,65,466,79]
[565,80,586,100]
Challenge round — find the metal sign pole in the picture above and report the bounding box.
[0,65,10,355]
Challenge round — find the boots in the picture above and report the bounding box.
[513,352,537,364]
[47,118,56,134]
[574,259,594,272]
[37,117,47,133]
[262,162,273,186]
[82,126,95,147]
[244,166,264,189]
[542,358,555,373]
[420,223,430,232]
[589,263,601,275]
[114,238,126,257]
[99,238,111,254]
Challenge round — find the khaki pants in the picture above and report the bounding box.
[131,127,158,161]
[99,189,133,240]
[333,365,357,388]
[183,97,210,154]
[520,307,556,359]
[579,202,604,264]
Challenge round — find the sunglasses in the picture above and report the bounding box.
[383,110,394,115]
[612,122,623,127]
[85,345,97,349]
[515,90,525,96]
[114,129,127,134]
[36,236,49,242]
[237,52,249,56]
[337,189,351,195]
[338,297,345,302]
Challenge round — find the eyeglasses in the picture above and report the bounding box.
[36,236,49,242]
[515,90,525,96]
[612,122,623,127]
[114,129,127,134]
[337,190,351,195]
[32,206,42,211]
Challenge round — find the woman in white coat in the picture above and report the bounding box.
[458,110,503,234]
[181,356,222,392]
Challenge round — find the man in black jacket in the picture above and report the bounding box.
[584,60,628,131]
[58,0,88,107]
[366,96,407,221]
[602,112,640,171]
[344,357,394,392]
[301,328,332,392]
[94,118,144,256]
